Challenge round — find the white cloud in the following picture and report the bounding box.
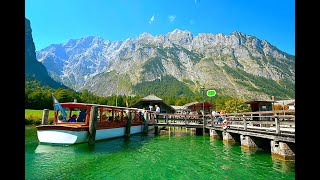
[149,15,155,24]
[168,15,176,23]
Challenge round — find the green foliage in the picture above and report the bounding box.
[182,78,195,85]
[25,109,55,125]
[224,98,251,113]
[133,75,195,98]
[25,79,143,110]
[141,56,165,75]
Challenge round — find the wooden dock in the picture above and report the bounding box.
[149,109,295,160]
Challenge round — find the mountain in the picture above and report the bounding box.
[25,17,67,89]
[36,29,295,99]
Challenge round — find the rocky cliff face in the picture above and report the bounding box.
[25,17,67,89]
[36,29,295,99]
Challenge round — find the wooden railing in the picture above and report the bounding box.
[210,110,295,135]
[150,110,295,136]
[153,113,212,125]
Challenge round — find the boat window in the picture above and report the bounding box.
[98,107,112,122]
[76,109,87,122]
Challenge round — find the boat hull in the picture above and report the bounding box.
[37,125,146,145]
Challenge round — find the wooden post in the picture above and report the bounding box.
[275,117,280,134]
[112,109,115,122]
[125,111,132,137]
[166,115,168,124]
[211,116,213,127]
[41,109,49,125]
[88,106,98,145]
[154,126,159,135]
[142,112,149,135]
[243,118,247,131]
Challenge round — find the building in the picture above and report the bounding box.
[244,99,274,112]
[130,94,175,113]
[244,99,274,120]
[171,105,191,114]
[184,101,213,115]
[287,100,295,110]
[274,99,295,110]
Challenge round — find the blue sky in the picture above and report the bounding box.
[26,0,295,55]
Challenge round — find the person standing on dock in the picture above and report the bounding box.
[155,105,160,122]
[212,110,216,120]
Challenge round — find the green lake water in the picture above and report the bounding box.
[25,126,295,179]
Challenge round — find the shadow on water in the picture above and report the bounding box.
[158,126,196,136]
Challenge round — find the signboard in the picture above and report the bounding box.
[206,90,216,97]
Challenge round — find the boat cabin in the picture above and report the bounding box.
[54,102,144,127]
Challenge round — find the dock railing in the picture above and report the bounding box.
[150,109,295,136]
[212,109,295,135]
[153,113,212,125]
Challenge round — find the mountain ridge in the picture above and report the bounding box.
[25,17,68,89]
[36,29,295,99]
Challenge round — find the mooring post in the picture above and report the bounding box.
[125,111,132,137]
[142,111,149,135]
[243,118,247,131]
[154,126,159,135]
[41,109,49,125]
[211,116,213,127]
[88,106,98,145]
[275,117,280,134]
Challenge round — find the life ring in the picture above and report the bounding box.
[222,119,228,129]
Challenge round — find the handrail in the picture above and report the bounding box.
[151,110,295,135]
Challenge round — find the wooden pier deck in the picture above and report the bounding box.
[150,109,295,143]
[146,109,295,160]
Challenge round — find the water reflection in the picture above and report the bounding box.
[240,146,259,154]
[272,156,295,173]
[158,127,196,136]
[34,133,155,154]
[222,140,238,146]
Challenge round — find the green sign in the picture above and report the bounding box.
[207,90,216,97]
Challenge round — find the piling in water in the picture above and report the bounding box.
[41,109,49,125]
[88,106,98,145]
[125,111,132,137]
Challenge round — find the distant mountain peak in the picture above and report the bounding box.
[169,29,193,36]
[36,29,295,99]
[138,32,153,39]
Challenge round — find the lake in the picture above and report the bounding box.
[25,125,295,179]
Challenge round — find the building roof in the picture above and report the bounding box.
[140,94,163,101]
[171,105,189,110]
[183,101,199,107]
[130,94,175,112]
[244,99,274,104]
[287,100,295,105]
[274,99,295,105]
[184,101,213,108]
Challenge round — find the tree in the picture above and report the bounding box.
[224,97,251,113]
